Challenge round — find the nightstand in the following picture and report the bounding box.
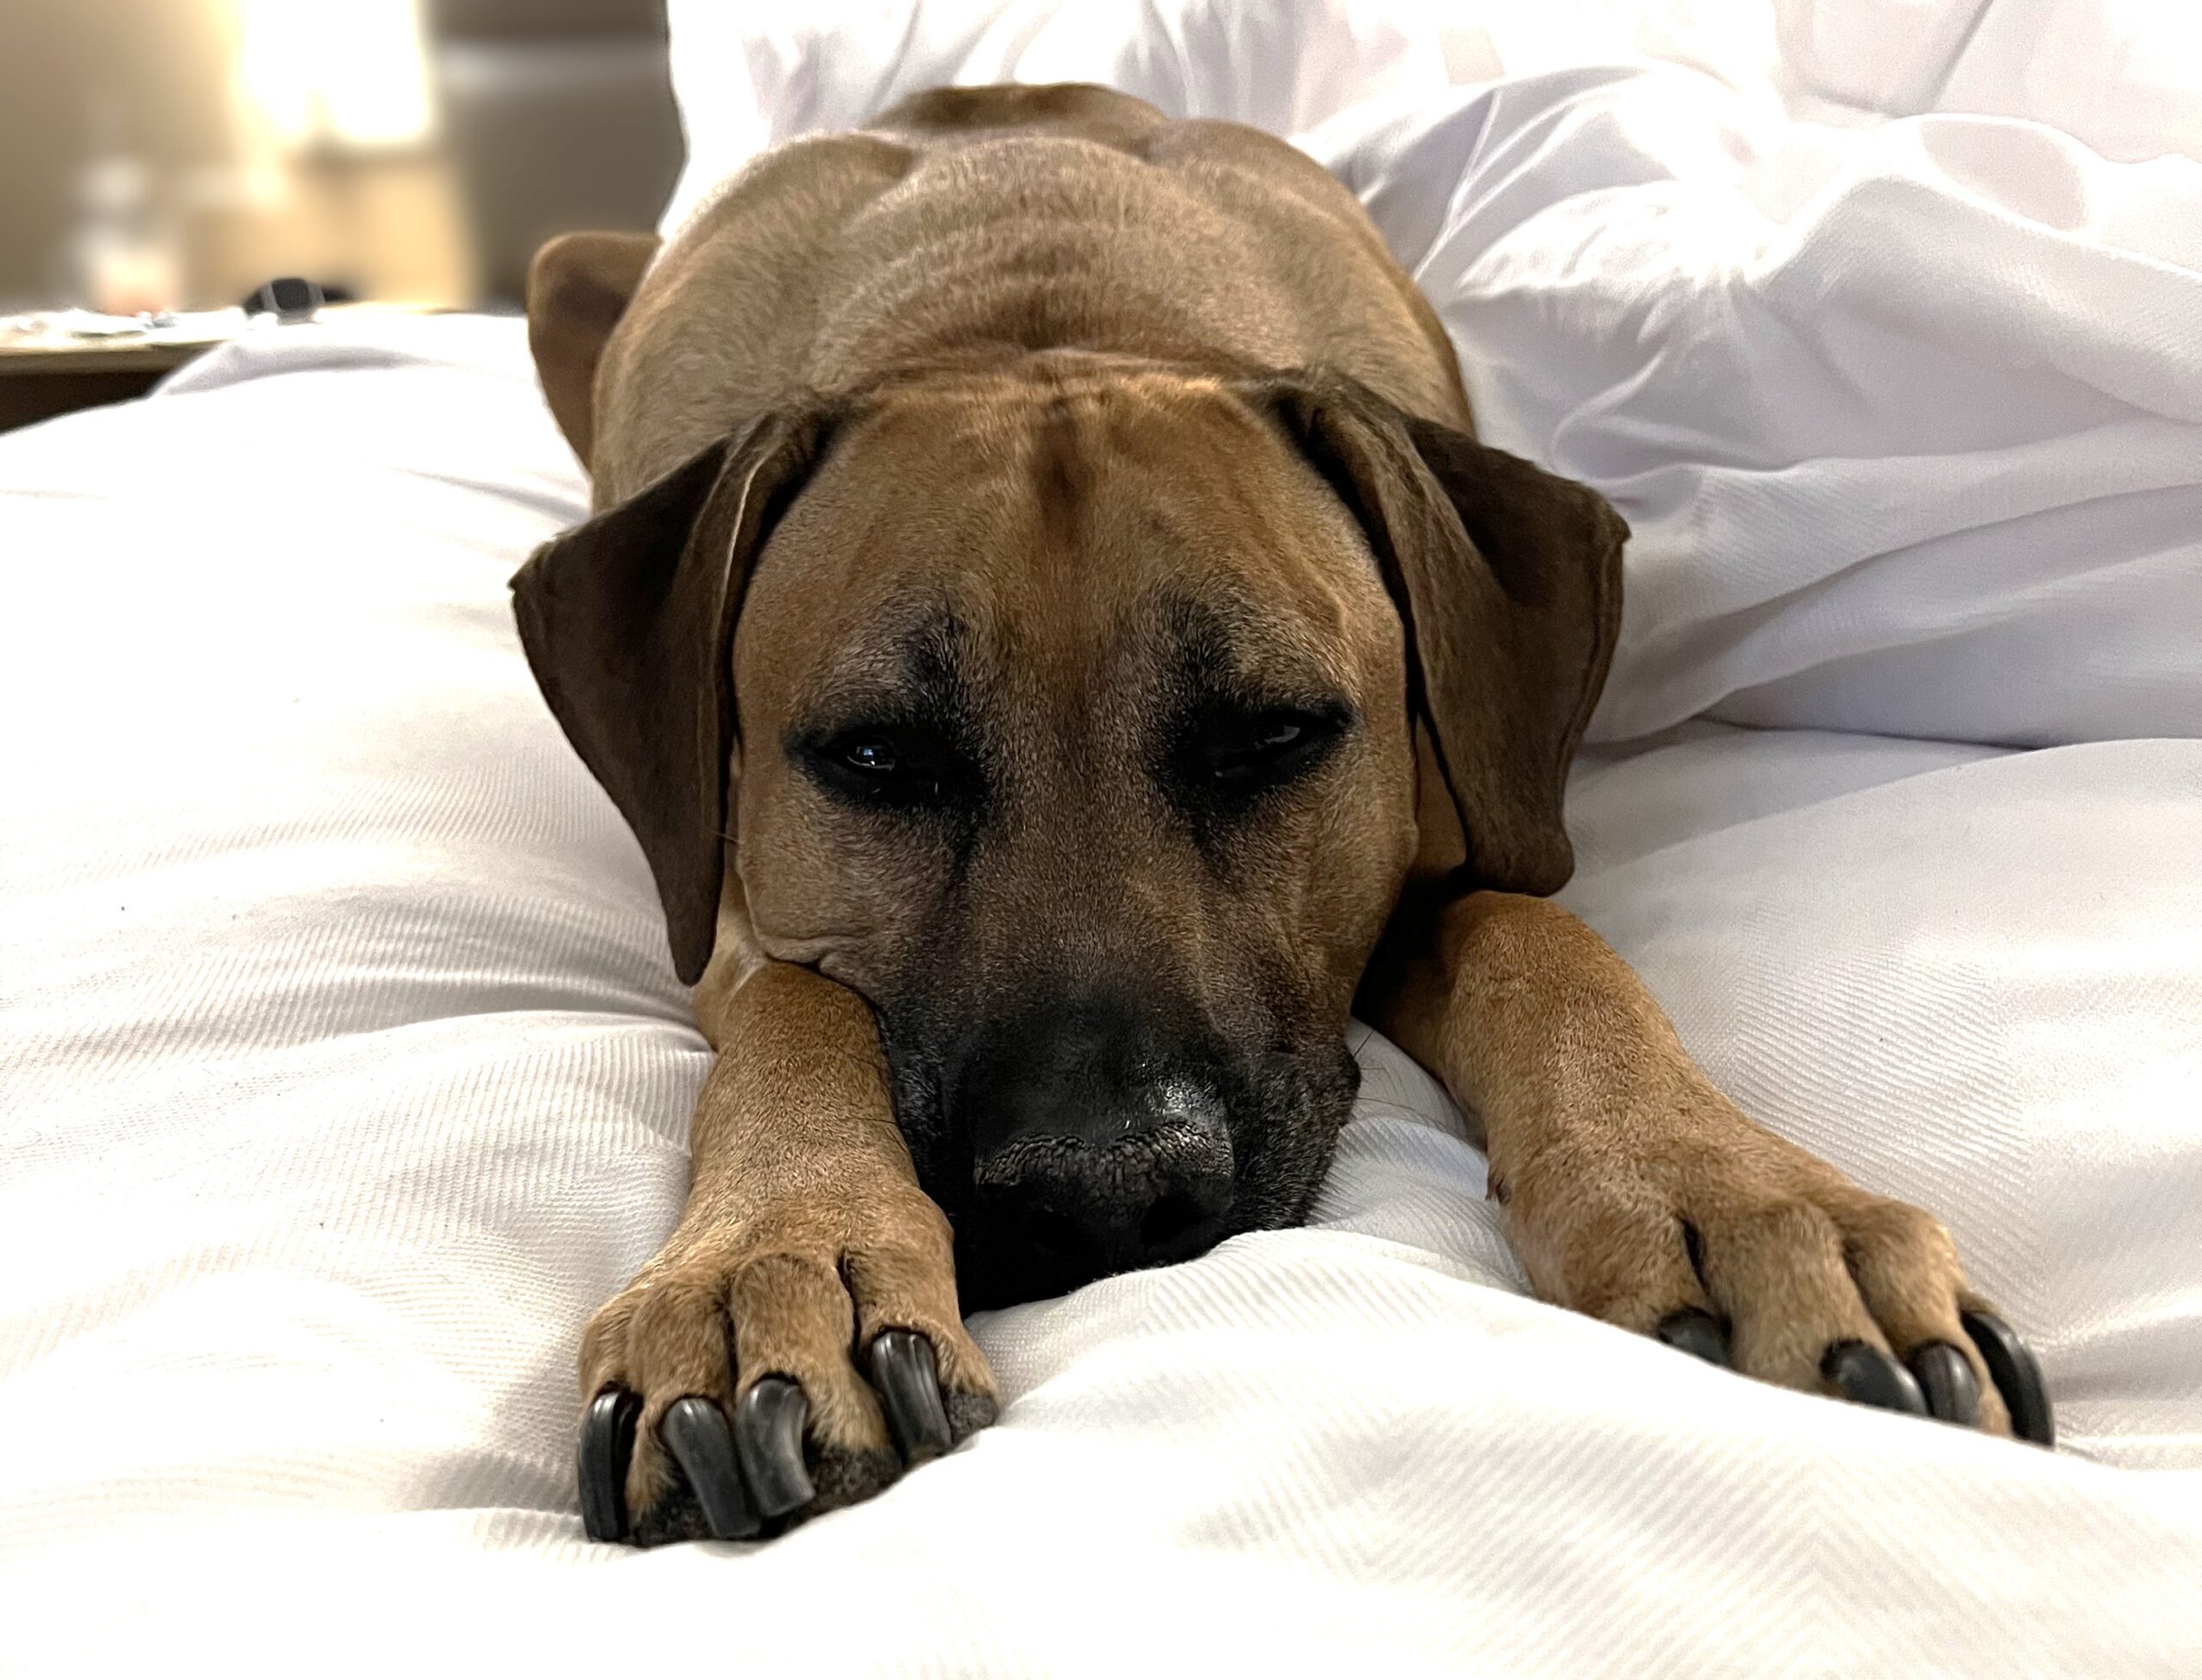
[0,332,223,434]
[0,304,454,434]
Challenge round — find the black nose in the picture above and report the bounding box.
[952,989,1238,1295]
[975,1111,1235,1279]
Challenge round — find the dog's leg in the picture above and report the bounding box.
[578,959,997,1544]
[1363,891,2051,1442]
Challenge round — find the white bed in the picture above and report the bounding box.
[3,3,2200,1672]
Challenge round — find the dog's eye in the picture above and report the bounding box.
[802,723,970,812]
[1203,707,1344,789]
[842,737,900,775]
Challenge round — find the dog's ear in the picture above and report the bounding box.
[510,408,835,984]
[1255,376,1626,895]
[526,231,660,467]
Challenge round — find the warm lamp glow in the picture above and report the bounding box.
[228,0,436,153]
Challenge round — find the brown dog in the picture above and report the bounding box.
[513,83,2050,1546]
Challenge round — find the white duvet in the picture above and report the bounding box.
[4,3,2201,1673]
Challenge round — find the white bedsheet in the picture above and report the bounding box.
[5,6,2202,1673]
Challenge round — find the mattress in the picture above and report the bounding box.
[5,4,2202,1673]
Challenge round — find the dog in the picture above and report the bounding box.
[512,83,2051,1546]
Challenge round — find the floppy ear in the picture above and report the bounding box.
[509,409,834,985]
[526,231,660,467]
[1258,377,1626,895]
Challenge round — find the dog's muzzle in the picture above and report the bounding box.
[944,986,1244,1302]
[974,1110,1235,1271]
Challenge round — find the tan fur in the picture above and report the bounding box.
[1360,891,2007,1424]
[581,962,991,1517]
[585,84,1469,511]
[527,231,658,465]
[525,80,2017,1528]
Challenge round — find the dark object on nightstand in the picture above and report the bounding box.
[242,277,325,321]
[238,277,360,321]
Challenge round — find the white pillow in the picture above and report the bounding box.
[659,0,1450,236]
[1317,66,2202,747]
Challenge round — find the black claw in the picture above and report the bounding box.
[736,1377,815,1519]
[579,1387,641,1543]
[1909,1342,1981,1427]
[1961,1310,2054,1448]
[660,1397,760,1540]
[869,1330,953,1464]
[1655,1308,1731,1367]
[1823,1340,1928,1416]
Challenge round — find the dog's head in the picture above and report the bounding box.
[515,273,1622,1308]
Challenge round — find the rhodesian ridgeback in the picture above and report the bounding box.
[512,83,2050,1546]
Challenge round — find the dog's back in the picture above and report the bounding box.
[590,83,1471,505]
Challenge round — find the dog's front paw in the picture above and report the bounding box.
[1498,1086,2051,1444]
[575,1192,998,1545]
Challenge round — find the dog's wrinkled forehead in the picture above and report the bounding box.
[734,371,1399,730]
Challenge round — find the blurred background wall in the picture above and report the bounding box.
[0,0,682,313]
